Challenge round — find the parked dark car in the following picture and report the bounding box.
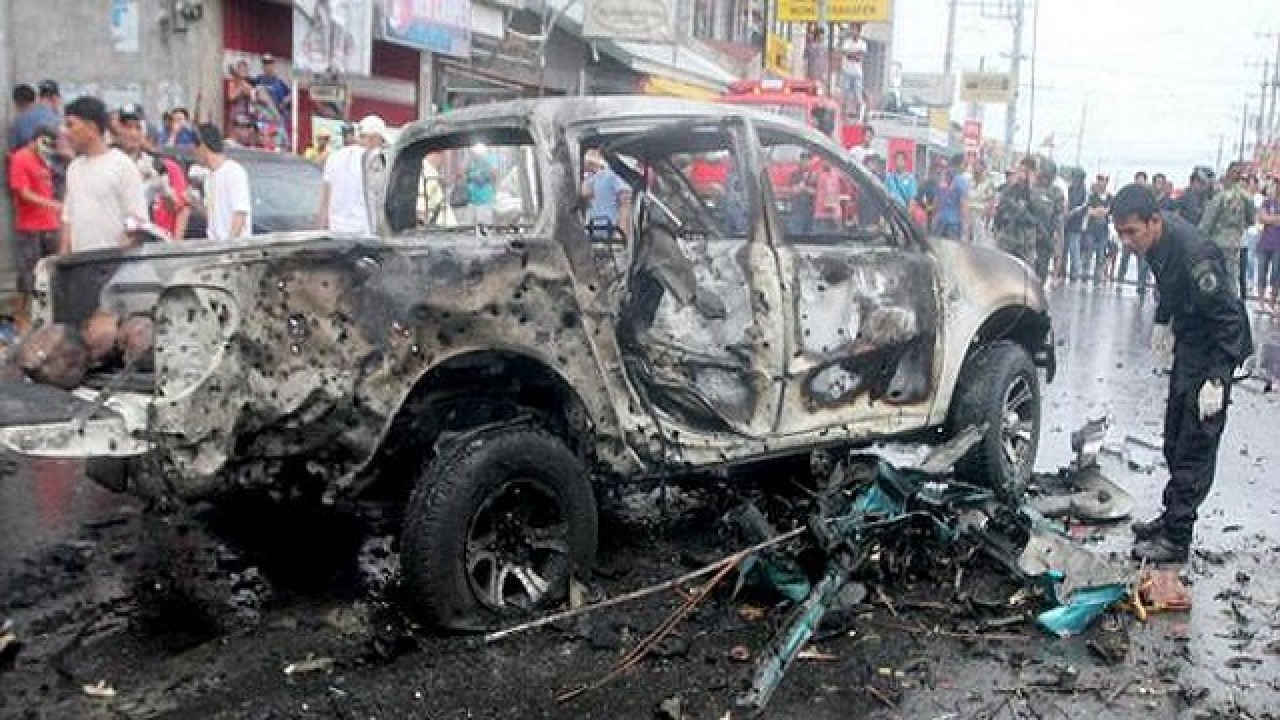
[162,147,323,238]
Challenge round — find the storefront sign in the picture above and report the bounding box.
[765,33,792,77]
[886,137,916,171]
[899,72,953,108]
[777,0,891,23]
[309,81,350,105]
[379,0,471,59]
[583,0,675,43]
[959,72,1013,105]
[294,0,375,76]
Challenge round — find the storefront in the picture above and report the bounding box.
[221,0,423,152]
[434,3,590,111]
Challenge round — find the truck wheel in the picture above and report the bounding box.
[948,341,1040,501]
[401,426,597,630]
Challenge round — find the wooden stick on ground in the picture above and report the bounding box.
[866,684,896,708]
[484,527,807,644]
[556,557,741,704]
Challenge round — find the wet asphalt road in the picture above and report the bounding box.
[1,278,1279,718]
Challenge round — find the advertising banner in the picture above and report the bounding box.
[380,0,471,58]
[294,0,375,76]
[583,0,675,43]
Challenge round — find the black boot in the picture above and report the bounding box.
[1130,535,1190,564]
[1130,515,1166,540]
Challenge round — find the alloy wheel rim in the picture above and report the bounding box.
[465,480,570,612]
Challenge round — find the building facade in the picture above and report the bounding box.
[0,0,745,311]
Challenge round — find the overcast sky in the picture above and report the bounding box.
[892,0,1279,183]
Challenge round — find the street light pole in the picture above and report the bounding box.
[1003,0,1025,153]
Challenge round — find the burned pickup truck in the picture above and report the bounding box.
[0,97,1054,628]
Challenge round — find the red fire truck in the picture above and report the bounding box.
[720,78,869,150]
[714,79,870,217]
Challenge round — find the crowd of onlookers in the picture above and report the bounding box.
[3,65,402,343]
[844,127,1280,311]
[4,78,259,342]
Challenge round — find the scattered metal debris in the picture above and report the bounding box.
[1139,569,1192,613]
[0,618,20,669]
[283,656,335,676]
[82,679,117,698]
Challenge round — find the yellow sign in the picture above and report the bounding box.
[641,75,719,101]
[959,72,1013,104]
[778,0,890,22]
[928,107,951,133]
[827,0,891,22]
[766,33,792,77]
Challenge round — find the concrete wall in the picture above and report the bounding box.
[2,0,225,316]
[10,0,222,127]
[1,0,16,314]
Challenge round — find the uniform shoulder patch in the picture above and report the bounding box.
[1192,258,1219,295]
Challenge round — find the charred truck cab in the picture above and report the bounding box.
[0,98,1054,629]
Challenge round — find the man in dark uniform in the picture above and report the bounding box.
[1111,184,1253,563]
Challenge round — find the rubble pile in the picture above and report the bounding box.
[486,425,1150,716]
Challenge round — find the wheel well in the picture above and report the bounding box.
[366,351,593,496]
[967,305,1050,368]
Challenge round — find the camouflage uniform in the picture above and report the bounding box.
[1198,183,1255,298]
[994,179,1047,267]
[1031,177,1064,280]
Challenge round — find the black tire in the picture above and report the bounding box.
[948,341,1041,500]
[401,425,597,631]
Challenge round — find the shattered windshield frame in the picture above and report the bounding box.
[386,127,542,235]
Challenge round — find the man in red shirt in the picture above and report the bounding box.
[7,125,62,325]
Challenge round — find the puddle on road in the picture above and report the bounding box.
[0,455,123,575]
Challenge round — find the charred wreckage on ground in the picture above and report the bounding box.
[1,97,1055,630]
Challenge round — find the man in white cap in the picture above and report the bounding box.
[319,114,387,235]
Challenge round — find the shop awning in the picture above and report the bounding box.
[612,42,739,92]
[542,0,739,93]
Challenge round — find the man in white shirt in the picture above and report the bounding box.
[839,24,867,118]
[193,123,252,241]
[59,96,148,254]
[320,114,388,235]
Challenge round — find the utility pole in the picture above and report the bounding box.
[1003,0,1025,154]
[1216,133,1225,171]
[1259,59,1272,150]
[1073,101,1087,167]
[943,0,958,76]
[1269,33,1280,145]
[1239,102,1250,162]
[1025,0,1038,156]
